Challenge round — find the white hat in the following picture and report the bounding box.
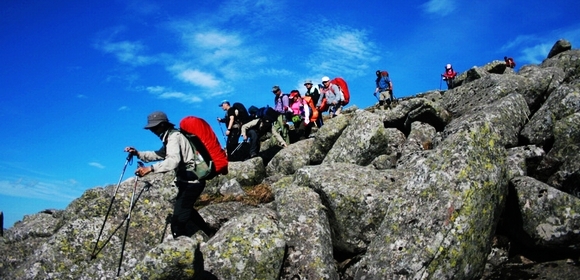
[321,76,330,82]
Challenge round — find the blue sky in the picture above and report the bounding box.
[1,0,579,228]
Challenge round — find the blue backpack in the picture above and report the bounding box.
[378,76,391,90]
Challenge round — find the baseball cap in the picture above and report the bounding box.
[218,100,230,107]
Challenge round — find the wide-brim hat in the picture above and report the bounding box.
[144,111,173,129]
[304,79,313,85]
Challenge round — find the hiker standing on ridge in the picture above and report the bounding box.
[271,85,290,146]
[304,79,323,127]
[289,90,312,140]
[504,56,516,68]
[442,63,457,90]
[217,100,242,160]
[125,111,215,239]
[317,76,344,118]
[375,70,393,109]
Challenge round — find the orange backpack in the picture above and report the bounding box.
[303,96,319,122]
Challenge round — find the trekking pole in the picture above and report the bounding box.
[117,162,143,277]
[160,213,172,244]
[230,140,246,156]
[90,153,133,260]
[90,180,151,261]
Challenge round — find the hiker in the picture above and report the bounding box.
[442,63,457,89]
[504,56,516,68]
[317,76,344,118]
[271,85,290,145]
[217,100,244,161]
[304,79,323,127]
[288,90,312,140]
[241,106,287,158]
[374,70,393,109]
[125,111,215,239]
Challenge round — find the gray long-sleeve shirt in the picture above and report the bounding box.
[137,129,196,181]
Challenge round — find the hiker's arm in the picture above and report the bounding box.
[241,119,258,138]
[226,115,235,135]
[136,146,166,163]
[270,125,286,147]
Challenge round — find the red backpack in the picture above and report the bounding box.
[331,77,350,105]
[179,116,228,180]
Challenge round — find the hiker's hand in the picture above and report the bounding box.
[135,166,152,177]
[124,147,138,156]
[217,117,222,122]
[243,135,248,140]
[225,130,230,136]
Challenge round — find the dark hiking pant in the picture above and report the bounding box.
[247,129,260,157]
[226,127,241,160]
[171,180,212,238]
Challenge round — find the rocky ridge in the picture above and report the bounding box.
[1,39,580,279]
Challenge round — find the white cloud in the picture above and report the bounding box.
[178,69,220,88]
[144,86,205,103]
[89,162,105,169]
[422,0,456,16]
[0,177,80,202]
[118,106,129,111]
[97,40,156,66]
[306,23,380,78]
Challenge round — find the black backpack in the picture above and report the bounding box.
[255,106,280,133]
[232,102,250,124]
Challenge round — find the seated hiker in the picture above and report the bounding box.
[504,56,516,68]
[242,106,287,158]
[317,76,344,118]
[442,64,457,89]
[375,70,394,109]
[288,90,312,141]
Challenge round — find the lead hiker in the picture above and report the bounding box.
[441,63,457,89]
[374,70,394,109]
[125,111,215,239]
[504,56,516,68]
[317,76,344,118]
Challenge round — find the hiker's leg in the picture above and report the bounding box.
[171,181,212,238]
[247,129,260,156]
[277,114,290,144]
[334,104,343,116]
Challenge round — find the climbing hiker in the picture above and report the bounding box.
[317,76,344,118]
[271,85,291,146]
[304,79,323,127]
[217,100,248,161]
[242,106,286,158]
[442,63,457,90]
[125,111,215,239]
[504,56,516,68]
[375,70,394,109]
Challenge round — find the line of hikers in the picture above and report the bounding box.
[218,76,349,161]
[440,56,516,90]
